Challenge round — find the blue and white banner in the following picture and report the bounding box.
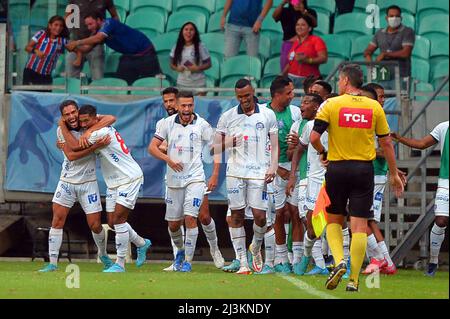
[6,91,242,200]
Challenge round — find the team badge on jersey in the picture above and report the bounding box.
[256,122,265,130]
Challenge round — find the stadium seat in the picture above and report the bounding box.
[52,55,66,78]
[417,0,449,23]
[130,0,172,21]
[377,0,417,16]
[413,82,434,101]
[308,0,336,16]
[261,16,283,41]
[432,60,449,88]
[411,58,430,83]
[334,13,374,37]
[125,11,165,38]
[166,10,207,33]
[271,0,283,8]
[130,77,170,95]
[81,63,92,80]
[201,32,225,62]
[269,36,283,60]
[258,34,271,64]
[418,14,449,44]
[322,34,351,60]
[114,0,130,13]
[157,53,178,85]
[220,55,262,84]
[29,7,48,35]
[32,0,67,15]
[260,57,281,88]
[52,77,66,93]
[352,0,378,14]
[350,35,373,61]
[208,11,226,33]
[152,32,179,56]
[378,12,415,30]
[412,35,431,61]
[314,11,330,36]
[205,55,220,85]
[320,57,344,79]
[106,8,127,23]
[215,0,226,12]
[429,37,449,67]
[104,53,121,77]
[175,0,215,22]
[88,78,129,95]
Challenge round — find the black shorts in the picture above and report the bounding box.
[325,160,374,219]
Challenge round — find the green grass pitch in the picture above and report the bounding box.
[0,261,448,299]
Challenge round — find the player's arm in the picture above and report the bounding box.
[364,43,377,62]
[266,131,279,183]
[62,135,111,161]
[378,134,404,197]
[310,119,328,166]
[79,114,116,149]
[286,142,306,196]
[390,132,437,150]
[58,119,82,151]
[148,137,183,172]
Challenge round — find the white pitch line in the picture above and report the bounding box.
[277,274,340,299]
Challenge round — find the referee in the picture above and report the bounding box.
[310,64,404,292]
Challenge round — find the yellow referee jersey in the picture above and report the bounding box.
[315,94,390,161]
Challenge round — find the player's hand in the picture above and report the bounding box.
[390,132,401,141]
[295,52,307,63]
[56,140,65,150]
[66,41,78,52]
[168,159,183,172]
[79,130,92,149]
[286,132,299,146]
[207,174,219,192]
[159,141,168,154]
[397,168,407,187]
[224,134,242,148]
[187,64,200,72]
[252,20,262,33]
[277,167,290,180]
[95,135,111,147]
[285,175,297,197]
[376,52,386,62]
[389,172,404,198]
[265,169,276,184]
[58,117,66,129]
[35,49,46,59]
[319,152,329,167]
[176,65,185,72]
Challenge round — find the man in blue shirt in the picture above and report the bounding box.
[220,0,273,58]
[66,11,161,85]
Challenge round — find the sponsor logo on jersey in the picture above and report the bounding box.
[192,198,202,208]
[256,122,265,130]
[165,198,173,204]
[246,164,261,170]
[262,191,268,201]
[374,192,383,201]
[110,153,120,162]
[277,120,285,129]
[338,107,373,129]
[55,192,61,198]
[61,183,71,195]
[87,193,98,204]
[189,132,198,140]
[119,192,128,197]
[227,188,239,194]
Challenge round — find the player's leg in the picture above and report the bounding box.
[166,187,185,271]
[223,213,241,272]
[198,195,224,269]
[256,189,276,274]
[287,182,304,271]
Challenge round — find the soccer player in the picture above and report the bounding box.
[39,100,115,272]
[263,77,302,274]
[70,104,151,273]
[309,80,333,101]
[391,121,449,276]
[214,78,279,274]
[311,64,403,291]
[360,84,397,275]
[149,91,221,272]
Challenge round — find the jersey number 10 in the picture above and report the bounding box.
[115,131,130,154]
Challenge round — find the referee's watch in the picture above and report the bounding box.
[317,148,327,155]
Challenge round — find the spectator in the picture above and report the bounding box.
[170,22,211,96]
[302,74,321,93]
[66,11,161,85]
[23,15,69,85]
[220,0,273,59]
[273,0,317,71]
[309,80,332,100]
[363,5,415,90]
[284,15,327,89]
[65,0,119,80]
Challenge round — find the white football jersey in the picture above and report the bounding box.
[154,113,212,188]
[216,103,278,179]
[88,126,143,188]
[299,120,328,183]
[57,127,96,184]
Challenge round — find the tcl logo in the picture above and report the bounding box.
[338,108,373,129]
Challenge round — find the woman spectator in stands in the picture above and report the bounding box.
[23,15,69,85]
[273,0,317,72]
[283,15,327,89]
[170,22,211,96]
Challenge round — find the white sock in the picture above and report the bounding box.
[275,244,289,264]
[92,229,107,257]
[378,241,393,266]
[201,219,219,251]
[264,228,275,267]
[284,223,290,244]
[168,227,185,251]
[126,223,145,247]
[229,227,239,260]
[303,232,315,257]
[292,241,304,264]
[430,223,447,264]
[367,233,384,260]
[114,223,129,268]
[48,228,63,265]
[251,223,267,253]
[321,237,329,256]
[171,226,185,259]
[185,227,199,263]
[230,227,247,267]
[343,227,350,262]
[312,239,325,269]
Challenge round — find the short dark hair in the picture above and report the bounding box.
[340,64,363,89]
[59,100,78,114]
[360,85,378,100]
[235,78,252,90]
[303,74,321,93]
[84,10,105,21]
[270,77,291,98]
[386,5,402,15]
[177,90,194,99]
[326,93,339,99]
[297,15,315,29]
[312,80,332,94]
[365,82,384,92]
[162,87,179,96]
[78,104,97,117]
[304,93,323,106]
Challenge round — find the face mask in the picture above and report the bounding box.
[387,17,401,28]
